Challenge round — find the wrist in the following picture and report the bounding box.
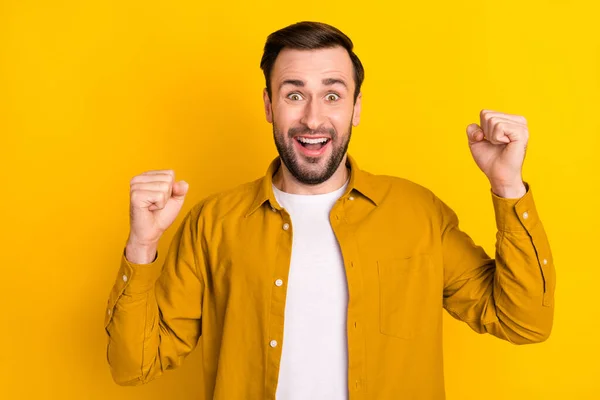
[125,241,158,264]
[490,181,527,199]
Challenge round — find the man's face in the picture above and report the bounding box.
[263,46,362,185]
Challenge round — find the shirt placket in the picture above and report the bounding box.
[330,193,368,399]
[265,204,294,399]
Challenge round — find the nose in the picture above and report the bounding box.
[299,98,325,131]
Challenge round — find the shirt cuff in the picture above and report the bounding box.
[118,246,163,293]
[105,247,162,329]
[491,182,539,232]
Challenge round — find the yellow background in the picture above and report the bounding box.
[1,0,599,398]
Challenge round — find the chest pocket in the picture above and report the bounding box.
[377,254,435,339]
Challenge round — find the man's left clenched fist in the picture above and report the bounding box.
[466,109,529,198]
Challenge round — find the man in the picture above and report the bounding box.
[105,21,555,400]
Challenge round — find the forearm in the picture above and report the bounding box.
[105,249,166,385]
[488,183,555,343]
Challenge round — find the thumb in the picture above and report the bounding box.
[466,123,484,143]
[171,180,189,200]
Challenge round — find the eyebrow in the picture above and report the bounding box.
[279,79,304,90]
[322,78,347,88]
[279,78,348,91]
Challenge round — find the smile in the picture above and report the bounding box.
[294,136,331,156]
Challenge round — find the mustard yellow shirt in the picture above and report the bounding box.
[104,154,555,399]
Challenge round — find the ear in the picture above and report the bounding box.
[263,88,273,124]
[352,91,362,126]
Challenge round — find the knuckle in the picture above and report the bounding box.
[130,182,140,193]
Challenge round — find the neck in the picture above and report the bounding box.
[273,156,349,195]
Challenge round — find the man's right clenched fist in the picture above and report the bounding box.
[127,169,189,249]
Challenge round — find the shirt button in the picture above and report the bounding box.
[543,258,548,265]
[122,274,128,282]
[270,339,278,347]
[271,207,277,212]
[349,196,354,201]
[107,309,111,315]
[522,211,529,219]
[275,279,283,287]
[282,223,290,230]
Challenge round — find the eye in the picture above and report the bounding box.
[326,93,340,102]
[287,93,303,101]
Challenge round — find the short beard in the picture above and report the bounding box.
[273,121,352,185]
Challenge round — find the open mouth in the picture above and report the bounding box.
[294,136,331,151]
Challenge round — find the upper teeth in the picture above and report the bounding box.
[297,137,328,144]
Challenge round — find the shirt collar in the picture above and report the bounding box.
[245,153,381,218]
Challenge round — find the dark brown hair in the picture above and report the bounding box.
[259,21,365,103]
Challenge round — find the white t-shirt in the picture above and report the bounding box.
[272,178,350,400]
